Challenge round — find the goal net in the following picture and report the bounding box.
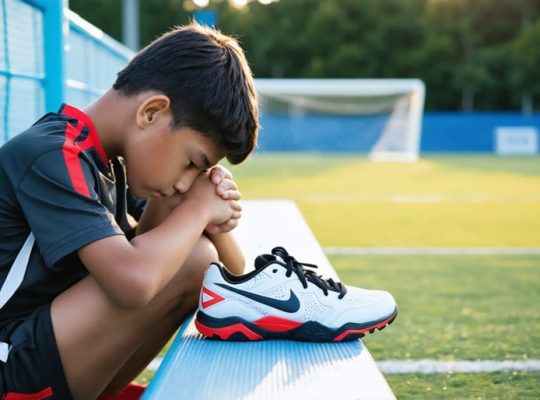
[254,79,425,162]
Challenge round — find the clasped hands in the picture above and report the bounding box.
[204,165,241,235]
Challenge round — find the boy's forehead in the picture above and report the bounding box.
[176,126,226,165]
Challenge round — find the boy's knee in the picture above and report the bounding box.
[159,236,217,316]
[191,235,219,275]
[181,236,218,296]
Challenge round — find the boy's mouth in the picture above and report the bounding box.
[150,191,167,198]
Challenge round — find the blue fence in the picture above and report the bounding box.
[421,112,540,153]
[0,0,133,145]
[257,112,540,153]
[65,10,133,109]
[257,113,391,152]
[0,0,46,144]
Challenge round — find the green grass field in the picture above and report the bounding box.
[232,154,540,247]
[139,154,540,399]
[333,254,540,361]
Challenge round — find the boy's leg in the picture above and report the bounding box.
[51,236,217,400]
[100,247,207,394]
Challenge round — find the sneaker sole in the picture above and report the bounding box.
[194,307,398,342]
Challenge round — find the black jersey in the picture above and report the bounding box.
[0,104,146,326]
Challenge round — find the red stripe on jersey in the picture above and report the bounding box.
[61,104,109,164]
[62,122,90,197]
[3,386,53,399]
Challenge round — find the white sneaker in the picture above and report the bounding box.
[195,247,397,342]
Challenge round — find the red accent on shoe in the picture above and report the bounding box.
[333,314,396,342]
[253,316,303,332]
[195,319,263,340]
[201,287,225,309]
[99,383,146,400]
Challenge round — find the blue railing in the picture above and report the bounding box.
[65,9,133,108]
[0,0,133,145]
[0,0,46,144]
[257,112,540,153]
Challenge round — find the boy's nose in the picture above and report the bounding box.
[174,172,197,194]
[174,179,189,194]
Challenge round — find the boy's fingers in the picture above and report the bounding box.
[222,190,241,201]
[208,218,239,234]
[210,168,223,184]
[216,179,238,195]
[205,224,220,235]
[230,201,242,212]
[217,165,233,179]
[230,211,242,220]
[211,165,233,184]
[219,219,238,233]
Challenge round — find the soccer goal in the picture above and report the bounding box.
[254,79,425,162]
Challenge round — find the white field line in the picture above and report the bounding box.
[146,357,540,374]
[324,247,540,256]
[148,357,163,371]
[302,194,540,203]
[377,360,540,374]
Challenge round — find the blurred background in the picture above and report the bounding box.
[73,0,540,113]
[1,0,539,398]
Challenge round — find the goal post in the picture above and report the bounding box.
[254,79,426,162]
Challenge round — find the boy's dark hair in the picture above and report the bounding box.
[113,23,258,164]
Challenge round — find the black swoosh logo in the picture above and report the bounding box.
[215,283,300,313]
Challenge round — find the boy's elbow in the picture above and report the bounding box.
[108,268,158,309]
[117,288,154,309]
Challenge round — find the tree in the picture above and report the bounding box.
[68,0,540,111]
[512,19,540,113]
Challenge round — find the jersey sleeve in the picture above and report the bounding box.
[16,150,124,268]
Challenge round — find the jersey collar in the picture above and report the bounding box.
[59,104,109,164]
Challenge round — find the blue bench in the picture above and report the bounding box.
[142,200,395,400]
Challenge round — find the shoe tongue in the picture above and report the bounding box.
[254,254,280,270]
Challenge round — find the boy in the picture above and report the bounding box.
[0,24,257,399]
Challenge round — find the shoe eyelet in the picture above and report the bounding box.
[272,269,278,273]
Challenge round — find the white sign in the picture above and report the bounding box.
[495,127,538,155]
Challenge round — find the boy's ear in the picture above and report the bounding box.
[136,94,171,128]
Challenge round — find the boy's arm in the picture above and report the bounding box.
[136,171,245,275]
[78,174,234,309]
[135,195,183,235]
[136,192,246,275]
[203,165,245,274]
[206,232,245,275]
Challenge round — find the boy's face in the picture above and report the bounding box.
[124,97,226,199]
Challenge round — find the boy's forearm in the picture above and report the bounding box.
[136,198,245,275]
[206,232,245,275]
[136,197,180,235]
[80,198,210,308]
[129,199,210,295]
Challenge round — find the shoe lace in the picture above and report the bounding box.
[272,247,347,299]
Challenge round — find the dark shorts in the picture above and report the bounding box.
[1,304,72,399]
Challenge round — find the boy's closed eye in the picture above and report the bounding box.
[188,160,206,173]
